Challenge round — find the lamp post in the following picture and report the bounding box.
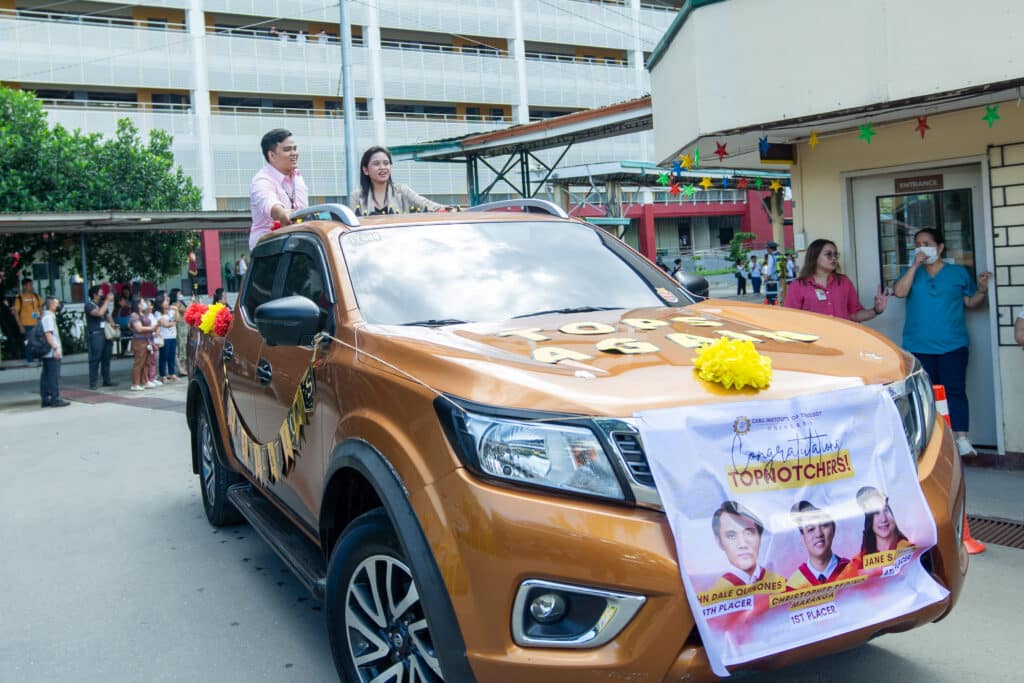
[339,0,358,201]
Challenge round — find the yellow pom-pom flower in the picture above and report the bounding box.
[199,302,226,335]
[693,337,772,391]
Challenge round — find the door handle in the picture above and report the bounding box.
[223,341,233,361]
[256,358,273,385]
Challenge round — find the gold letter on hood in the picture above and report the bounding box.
[666,332,716,348]
[560,321,616,335]
[621,318,669,331]
[498,327,551,341]
[596,338,660,354]
[532,347,594,364]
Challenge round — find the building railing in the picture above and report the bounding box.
[36,99,510,123]
[40,98,192,113]
[524,50,628,66]
[380,38,507,58]
[574,0,681,11]
[206,25,364,45]
[0,7,186,32]
[211,104,372,118]
[622,188,748,206]
[639,1,682,11]
[384,110,512,123]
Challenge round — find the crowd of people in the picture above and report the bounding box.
[0,282,198,406]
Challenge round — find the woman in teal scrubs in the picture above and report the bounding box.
[892,228,991,457]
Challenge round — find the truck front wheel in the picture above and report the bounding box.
[326,509,444,682]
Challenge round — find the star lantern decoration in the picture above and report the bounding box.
[914,116,930,139]
[679,153,693,170]
[714,142,729,161]
[983,105,1001,128]
[721,176,730,189]
[669,182,681,196]
[671,160,682,177]
[858,123,876,144]
[693,148,701,168]
[753,177,764,190]
[682,184,697,198]
[699,176,713,191]
[736,177,749,190]
[758,136,770,156]
[808,131,819,150]
[769,179,783,192]
[656,171,670,186]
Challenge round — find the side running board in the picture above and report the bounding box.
[227,483,327,600]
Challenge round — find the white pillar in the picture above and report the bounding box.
[510,0,530,125]
[187,1,216,211]
[630,0,645,94]
[365,3,387,146]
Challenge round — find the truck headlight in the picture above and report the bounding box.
[887,358,937,458]
[437,400,625,501]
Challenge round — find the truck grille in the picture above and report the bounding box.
[612,431,655,486]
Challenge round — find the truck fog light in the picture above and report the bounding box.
[512,579,646,649]
[529,592,567,624]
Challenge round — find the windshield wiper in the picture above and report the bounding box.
[400,318,470,327]
[511,306,623,319]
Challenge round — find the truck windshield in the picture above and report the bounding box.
[340,221,690,325]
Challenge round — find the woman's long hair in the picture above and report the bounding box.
[860,506,908,555]
[797,239,843,283]
[358,145,394,205]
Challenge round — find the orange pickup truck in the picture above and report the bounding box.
[186,199,966,682]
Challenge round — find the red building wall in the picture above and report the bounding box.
[571,190,793,259]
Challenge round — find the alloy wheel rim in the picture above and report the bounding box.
[200,416,216,506]
[345,554,443,682]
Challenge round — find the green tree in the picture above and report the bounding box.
[0,86,201,291]
[728,231,757,264]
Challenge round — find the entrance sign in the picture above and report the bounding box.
[636,385,949,676]
[894,174,943,193]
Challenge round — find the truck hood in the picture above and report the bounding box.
[355,301,910,416]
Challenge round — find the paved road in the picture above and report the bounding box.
[1,389,1021,682]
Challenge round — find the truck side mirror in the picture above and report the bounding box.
[254,296,323,346]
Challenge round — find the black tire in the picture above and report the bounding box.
[195,403,243,526]
[326,509,445,683]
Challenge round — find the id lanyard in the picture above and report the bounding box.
[283,177,296,209]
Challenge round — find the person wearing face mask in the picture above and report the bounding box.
[249,128,308,249]
[784,239,887,321]
[349,146,451,216]
[893,228,992,457]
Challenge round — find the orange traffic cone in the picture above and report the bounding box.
[933,384,950,427]
[934,385,986,555]
[963,513,986,555]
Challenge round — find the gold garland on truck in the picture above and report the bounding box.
[224,365,316,486]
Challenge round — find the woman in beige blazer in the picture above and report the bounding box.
[349,146,451,216]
